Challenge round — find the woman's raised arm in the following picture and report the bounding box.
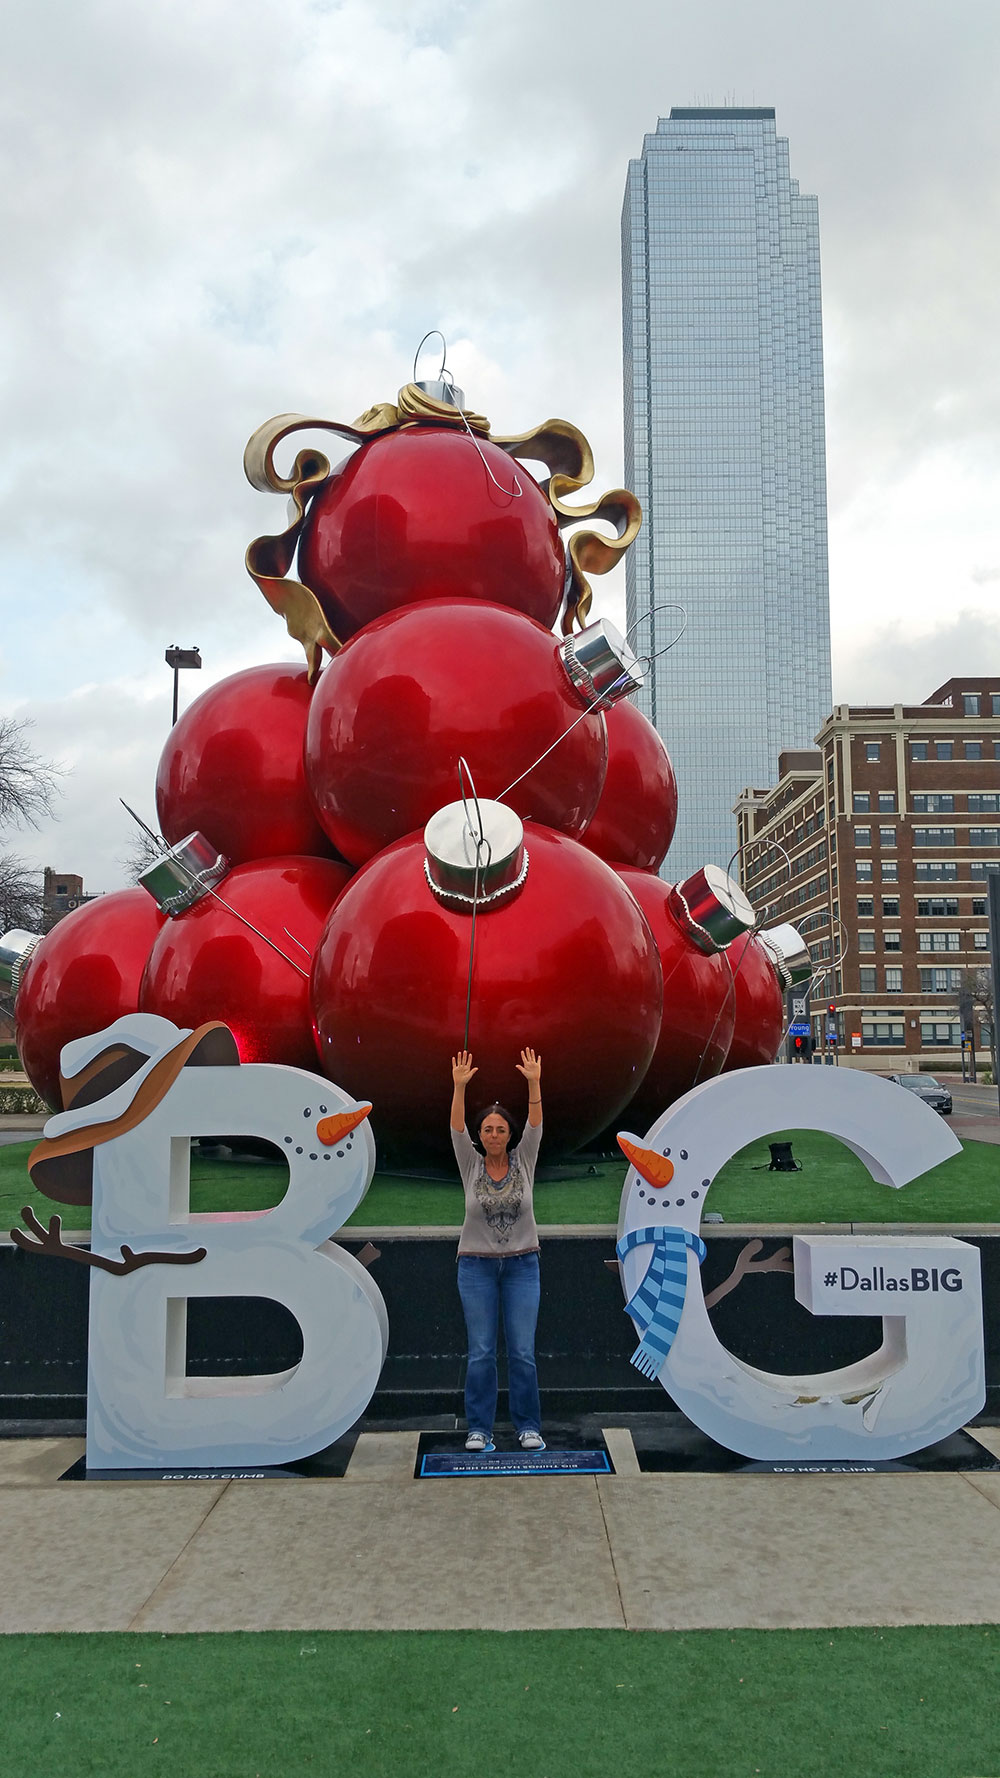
[450,1050,478,1131]
[516,1048,542,1128]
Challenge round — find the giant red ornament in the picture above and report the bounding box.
[720,933,785,1072]
[297,428,565,642]
[580,697,678,871]
[15,889,165,1110]
[304,600,616,866]
[140,856,351,1068]
[310,815,662,1159]
[156,662,341,866]
[615,867,754,1128]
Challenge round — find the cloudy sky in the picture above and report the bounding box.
[2,0,998,891]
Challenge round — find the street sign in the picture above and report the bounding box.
[789,1022,811,1037]
[792,996,807,1018]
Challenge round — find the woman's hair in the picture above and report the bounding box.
[472,1101,521,1153]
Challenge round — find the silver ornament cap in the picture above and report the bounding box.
[138,832,229,917]
[0,928,43,999]
[424,799,528,910]
[412,378,465,410]
[559,618,643,710]
[669,865,756,955]
[758,922,813,988]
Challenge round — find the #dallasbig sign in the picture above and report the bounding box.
[9,1019,985,1469]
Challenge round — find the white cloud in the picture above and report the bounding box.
[2,0,999,890]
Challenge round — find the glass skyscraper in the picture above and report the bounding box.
[622,108,832,882]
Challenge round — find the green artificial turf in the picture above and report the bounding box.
[0,1626,997,1777]
[2,1127,997,1235]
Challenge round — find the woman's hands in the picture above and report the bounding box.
[515,1048,541,1086]
[450,1050,477,1131]
[516,1048,543,1127]
[452,1050,478,1087]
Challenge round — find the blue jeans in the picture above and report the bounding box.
[457,1252,541,1435]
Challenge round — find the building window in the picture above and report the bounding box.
[853,792,870,813]
[915,861,959,881]
[918,932,960,952]
[885,967,903,992]
[969,795,1000,814]
[993,696,1000,718]
[972,898,987,916]
[881,861,899,882]
[920,1021,962,1047]
[963,694,981,715]
[862,1020,905,1047]
[879,826,896,848]
[827,757,834,782]
[884,931,902,951]
[918,897,959,917]
[912,794,954,813]
[970,828,1000,847]
[882,897,900,917]
[974,931,989,950]
[859,967,877,994]
[858,931,876,952]
[910,742,928,761]
[855,826,871,847]
[857,897,874,917]
[914,827,956,847]
[856,861,873,882]
[919,967,963,992]
[865,743,881,762]
[877,792,896,813]
[965,741,983,760]
[936,741,953,760]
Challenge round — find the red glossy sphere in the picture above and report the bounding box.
[304,600,608,866]
[298,428,565,642]
[721,933,785,1071]
[580,698,678,872]
[615,870,735,1129]
[310,822,662,1160]
[16,889,165,1110]
[140,856,351,1069]
[156,662,342,866]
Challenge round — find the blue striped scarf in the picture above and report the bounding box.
[616,1225,707,1379]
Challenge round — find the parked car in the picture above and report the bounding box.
[886,1074,953,1115]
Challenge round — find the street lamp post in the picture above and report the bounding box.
[165,646,202,726]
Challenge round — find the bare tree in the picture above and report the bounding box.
[0,853,44,933]
[0,716,60,831]
[963,965,996,1078]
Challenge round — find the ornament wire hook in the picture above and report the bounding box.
[456,757,493,1052]
[412,330,522,501]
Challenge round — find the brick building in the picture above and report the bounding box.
[42,868,99,931]
[734,679,1000,1067]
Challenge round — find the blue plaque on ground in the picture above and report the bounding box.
[419,1449,613,1478]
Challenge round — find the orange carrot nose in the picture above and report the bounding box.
[617,1135,675,1189]
[316,1104,372,1146]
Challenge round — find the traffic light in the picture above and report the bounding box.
[828,1001,837,1016]
[794,1035,804,1052]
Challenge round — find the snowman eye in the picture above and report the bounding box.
[679,1150,688,1160]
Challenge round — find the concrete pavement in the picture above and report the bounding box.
[1,1426,999,1635]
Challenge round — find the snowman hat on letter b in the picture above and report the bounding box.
[28,1012,239,1206]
